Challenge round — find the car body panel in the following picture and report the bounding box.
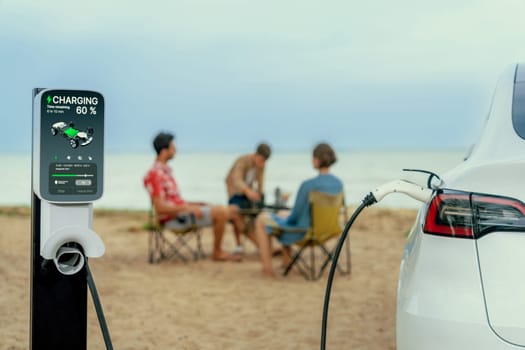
[477,233,525,345]
[397,217,491,349]
[443,162,525,201]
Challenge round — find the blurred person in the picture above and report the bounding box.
[144,132,241,262]
[253,143,343,276]
[225,142,271,253]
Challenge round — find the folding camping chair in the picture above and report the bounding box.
[282,191,351,280]
[146,207,205,264]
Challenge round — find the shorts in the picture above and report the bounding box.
[164,206,212,230]
[228,194,265,210]
[228,194,251,209]
[264,213,307,246]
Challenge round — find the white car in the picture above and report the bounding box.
[397,63,525,349]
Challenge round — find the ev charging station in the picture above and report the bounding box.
[31,88,106,349]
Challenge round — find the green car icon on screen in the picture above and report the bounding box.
[51,122,94,149]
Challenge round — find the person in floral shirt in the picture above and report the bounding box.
[144,132,241,262]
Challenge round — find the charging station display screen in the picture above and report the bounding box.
[36,90,104,202]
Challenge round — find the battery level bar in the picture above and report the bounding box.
[52,174,94,177]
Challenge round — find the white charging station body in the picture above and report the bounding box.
[32,89,105,275]
[40,202,105,274]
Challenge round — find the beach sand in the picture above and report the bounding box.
[0,206,417,350]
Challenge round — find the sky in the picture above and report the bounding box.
[1,0,525,153]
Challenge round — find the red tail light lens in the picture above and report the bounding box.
[424,192,474,238]
[424,191,525,239]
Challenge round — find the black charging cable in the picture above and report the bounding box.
[320,193,377,350]
[85,260,114,350]
[402,168,441,189]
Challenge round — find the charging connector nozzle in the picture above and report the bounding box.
[371,179,433,204]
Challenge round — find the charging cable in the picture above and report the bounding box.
[86,260,114,350]
[320,180,432,350]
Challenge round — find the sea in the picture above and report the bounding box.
[0,151,465,210]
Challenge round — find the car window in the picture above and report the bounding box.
[516,63,525,83]
[512,81,525,140]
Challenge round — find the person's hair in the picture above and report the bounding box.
[153,132,174,155]
[255,143,271,160]
[313,143,337,168]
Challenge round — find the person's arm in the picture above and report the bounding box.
[186,201,207,206]
[256,168,264,195]
[152,196,203,218]
[229,158,249,193]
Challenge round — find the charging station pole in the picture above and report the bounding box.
[31,88,105,349]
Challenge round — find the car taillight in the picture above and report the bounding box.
[424,191,525,239]
[424,192,474,238]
